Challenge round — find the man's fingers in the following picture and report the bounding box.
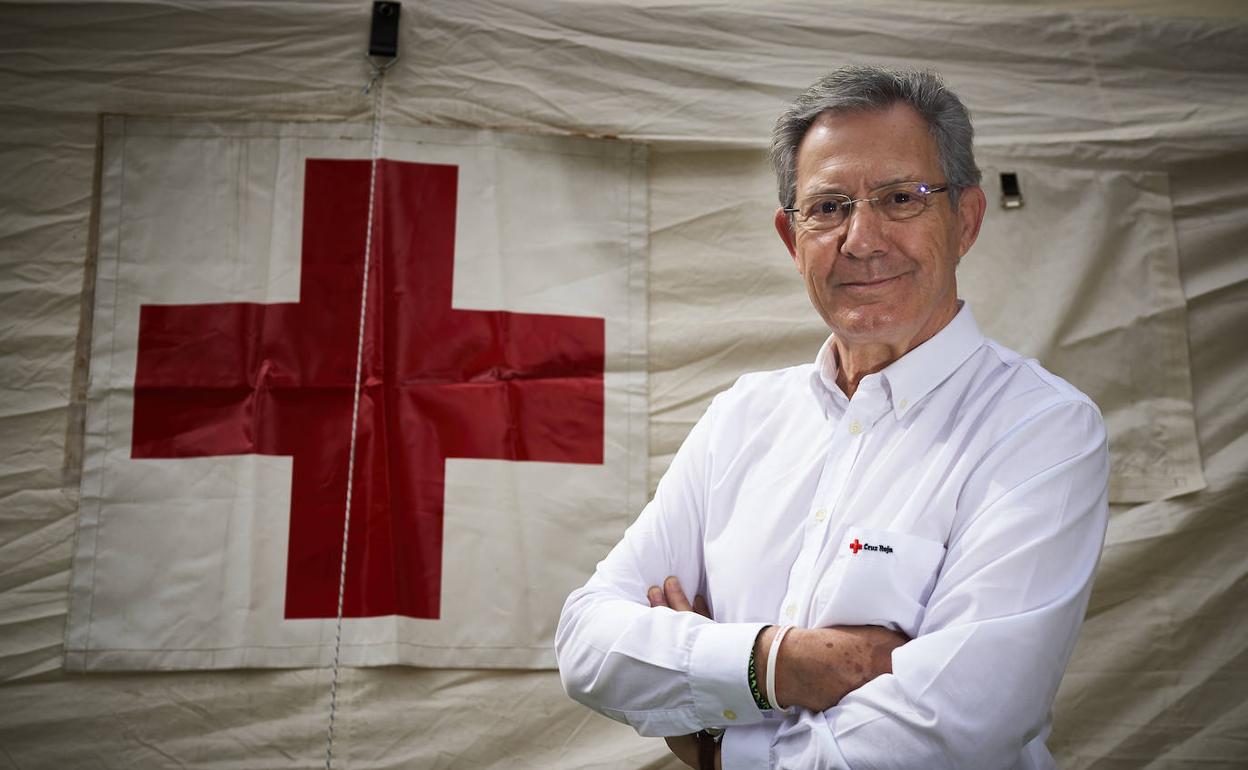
[649,578,712,618]
[693,594,711,618]
[663,576,694,612]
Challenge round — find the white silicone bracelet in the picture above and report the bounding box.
[766,624,794,714]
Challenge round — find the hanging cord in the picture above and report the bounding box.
[324,55,392,770]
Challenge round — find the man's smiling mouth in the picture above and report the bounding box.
[839,274,904,289]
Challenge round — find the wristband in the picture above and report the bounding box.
[746,626,771,710]
[765,624,794,714]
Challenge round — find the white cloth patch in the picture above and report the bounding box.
[963,163,1204,503]
[65,117,648,671]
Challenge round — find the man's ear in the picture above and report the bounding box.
[774,208,799,266]
[956,186,987,258]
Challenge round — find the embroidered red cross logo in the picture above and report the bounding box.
[849,538,863,554]
[131,159,604,620]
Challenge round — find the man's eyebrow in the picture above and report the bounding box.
[870,176,920,190]
[804,187,848,197]
[803,176,921,197]
[804,184,853,197]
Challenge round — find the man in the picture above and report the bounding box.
[556,65,1109,769]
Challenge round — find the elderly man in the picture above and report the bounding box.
[556,66,1109,770]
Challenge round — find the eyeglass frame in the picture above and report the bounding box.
[782,181,951,231]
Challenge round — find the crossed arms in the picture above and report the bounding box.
[555,384,1110,769]
[649,576,907,769]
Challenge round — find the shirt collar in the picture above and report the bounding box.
[810,302,985,420]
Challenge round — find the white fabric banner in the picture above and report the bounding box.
[65,117,648,671]
[962,162,1204,504]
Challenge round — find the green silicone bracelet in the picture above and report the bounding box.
[747,627,772,710]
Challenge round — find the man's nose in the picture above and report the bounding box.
[840,201,887,259]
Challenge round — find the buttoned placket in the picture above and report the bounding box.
[779,375,894,626]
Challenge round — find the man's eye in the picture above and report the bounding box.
[813,199,841,216]
[887,191,914,204]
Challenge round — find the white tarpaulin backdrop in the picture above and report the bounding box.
[1,1,1246,768]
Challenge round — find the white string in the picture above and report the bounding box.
[324,60,387,770]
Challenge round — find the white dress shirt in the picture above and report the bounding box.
[556,303,1110,770]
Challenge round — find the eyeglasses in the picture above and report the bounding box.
[783,182,949,231]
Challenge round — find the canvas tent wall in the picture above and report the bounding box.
[1,1,1246,767]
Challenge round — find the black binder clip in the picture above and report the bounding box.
[1000,171,1024,210]
[365,2,400,93]
[369,2,400,59]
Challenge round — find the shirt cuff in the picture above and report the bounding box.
[688,621,769,728]
[720,723,774,770]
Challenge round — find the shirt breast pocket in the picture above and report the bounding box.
[810,526,947,638]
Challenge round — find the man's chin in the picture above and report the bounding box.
[825,305,912,344]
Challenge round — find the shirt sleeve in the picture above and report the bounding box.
[761,399,1110,769]
[555,395,770,737]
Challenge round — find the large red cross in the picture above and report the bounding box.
[132,159,604,619]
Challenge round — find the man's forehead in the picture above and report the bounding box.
[803,102,928,139]
[795,104,940,191]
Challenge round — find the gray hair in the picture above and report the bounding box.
[770,65,982,209]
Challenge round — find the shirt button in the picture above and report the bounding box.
[723,709,737,721]
[785,603,797,619]
[814,508,827,522]
[900,398,909,409]
[848,420,862,435]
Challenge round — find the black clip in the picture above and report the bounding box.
[999,172,1023,210]
[369,2,401,59]
[364,2,400,93]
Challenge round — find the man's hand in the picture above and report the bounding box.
[753,623,908,712]
[650,577,718,769]
[663,733,719,769]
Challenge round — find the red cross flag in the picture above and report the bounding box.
[65,118,647,671]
